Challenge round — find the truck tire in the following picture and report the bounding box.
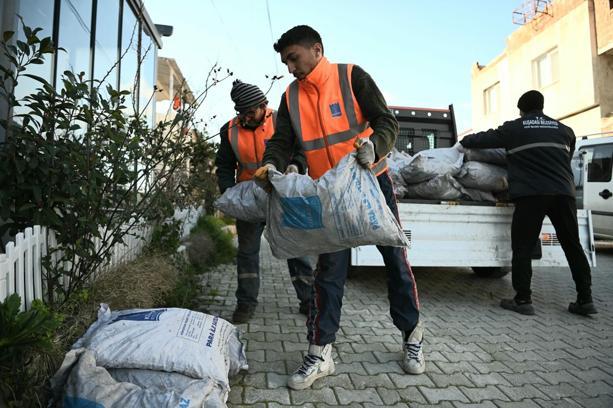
[471,266,510,278]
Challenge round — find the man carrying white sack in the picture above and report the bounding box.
[215,79,314,324]
[253,25,425,390]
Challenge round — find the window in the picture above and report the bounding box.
[139,27,156,127]
[483,82,499,115]
[55,0,93,84]
[395,128,415,153]
[12,0,55,104]
[532,48,559,89]
[421,129,438,149]
[119,1,139,115]
[93,0,120,91]
[586,144,613,182]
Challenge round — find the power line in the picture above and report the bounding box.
[265,0,279,74]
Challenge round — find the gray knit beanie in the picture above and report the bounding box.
[231,79,267,113]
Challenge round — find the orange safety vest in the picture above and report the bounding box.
[285,57,387,180]
[227,108,277,182]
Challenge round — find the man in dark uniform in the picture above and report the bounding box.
[459,90,596,317]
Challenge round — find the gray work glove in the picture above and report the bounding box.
[354,138,375,168]
[284,164,299,174]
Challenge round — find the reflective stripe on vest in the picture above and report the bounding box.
[286,62,387,179]
[228,109,276,181]
[507,142,570,155]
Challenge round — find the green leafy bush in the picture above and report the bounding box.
[0,294,61,404]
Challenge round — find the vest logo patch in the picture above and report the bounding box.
[329,102,342,117]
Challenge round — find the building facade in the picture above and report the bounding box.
[0,0,164,142]
[471,0,613,137]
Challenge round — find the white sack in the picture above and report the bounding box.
[73,305,248,387]
[264,153,409,259]
[214,180,268,223]
[400,147,464,184]
[404,174,464,200]
[456,161,508,192]
[464,148,507,165]
[50,349,226,407]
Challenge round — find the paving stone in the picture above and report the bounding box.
[536,383,587,399]
[337,350,378,364]
[497,384,548,400]
[388,372,435,387]
[465,372,510,387]
[493,400,542,408]
[429,372,474,387]
[419,386,470,404]
[362,360,405,375]
[459,386,510,403]
[566,395,613,408]
[434,361,479,375]
[291,388,337,405]
[311,373,352,390]
[243,386,291,405]
[535,370,582,385]
[333,361,367,375]
[348,373,394,389]
[576,380,613,397]
[452,402,498,408]
[334,387,383,405]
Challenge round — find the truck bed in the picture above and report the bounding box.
[352,202,596,268]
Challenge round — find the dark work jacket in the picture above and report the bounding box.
[460,111,576,200]
[262,65,398,172]
[215,120,307,194]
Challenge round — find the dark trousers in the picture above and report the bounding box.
[307,171,420,345]
[511,195,592,302]
[235,219,314,306]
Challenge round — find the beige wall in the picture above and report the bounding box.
[471,0,612,136]
[593,0,613,54]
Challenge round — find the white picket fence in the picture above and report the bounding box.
[0,222,152,311]
[0,205,204,311]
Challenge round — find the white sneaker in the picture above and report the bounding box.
[287,344,335,390]
[402,321,425,374]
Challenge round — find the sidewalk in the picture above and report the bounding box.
[200,244,613,407]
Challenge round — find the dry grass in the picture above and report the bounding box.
[90,253,179,310]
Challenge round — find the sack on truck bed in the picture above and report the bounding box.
[214,180,268,223]
[264,153,409,259]
[400,147,464,184]
[456,161,508,192]
[404,174,464,200]
[463,148,507,166]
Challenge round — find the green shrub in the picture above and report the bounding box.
[0,294,61,404]
[148,219,182,255]
[191,215,236,266]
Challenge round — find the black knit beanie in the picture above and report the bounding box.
[231,80,267,114]
[517,90,544,112]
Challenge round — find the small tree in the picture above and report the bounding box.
[0,22,229,305]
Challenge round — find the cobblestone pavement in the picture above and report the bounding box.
[201,244,613,407]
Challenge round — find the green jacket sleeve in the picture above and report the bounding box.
[262,94,299,172]
[214,123,237,194]
[351,65,399,161]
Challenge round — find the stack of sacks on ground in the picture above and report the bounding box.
[387,147,508,202]
[50,305,248,407]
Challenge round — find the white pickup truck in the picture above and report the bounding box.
[573,135,613,239]
[350,106,597,276]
